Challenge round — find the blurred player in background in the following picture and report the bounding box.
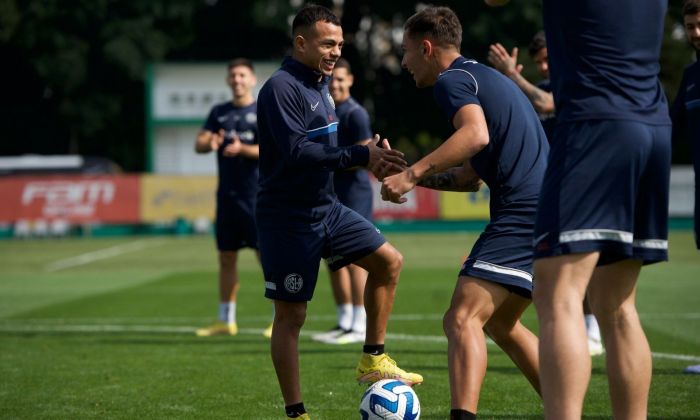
[487,0,672,418]
[488,31,604,357]
[672,0,700,376]
[255,5,421,419]
[311,58,372,346]
[381,6,547,419]
[194,58,273,338]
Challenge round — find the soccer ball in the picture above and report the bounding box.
[359,379,420,420]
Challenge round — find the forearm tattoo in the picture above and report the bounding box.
[418,170,482,192]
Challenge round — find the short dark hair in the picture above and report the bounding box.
[334,57,352,73]
[404,6,462,49]
[227,58,254,72]
[683,0,700,16]
[528,31,547,57]
[292,4,341,36]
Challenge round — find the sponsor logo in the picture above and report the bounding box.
[21,181,115,218]
[284,273,304,293]
[310,101,320,111]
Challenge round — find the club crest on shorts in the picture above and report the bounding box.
[284,273,304,293]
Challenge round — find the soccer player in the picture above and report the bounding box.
[255,5,422,419]
[487,1,672,418]
[311,58,372,346]
[672,0,700,376]
[671,0,700,251]
[194,58,273,338]
[381,7,547,419]
[488,31,605,357]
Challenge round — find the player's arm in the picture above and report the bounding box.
[381,104,488,203]
[417,161,483,192]
[195,129,223,153]
[262,81,405,170]
[488,43,554,114]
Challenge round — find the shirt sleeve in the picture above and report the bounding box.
[202,106,220,132]
[347,106,373,144]
[259,79,369,170]
[433,70,481,122]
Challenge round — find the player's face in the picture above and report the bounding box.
[330,67,353,103]
[401,32,434,88]
[532,47,549,80]
[297,21,344,76]
[227,66,256,99]
[684,12,700,51]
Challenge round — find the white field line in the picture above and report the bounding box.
[44,239,166,272]
[0,322,698,363]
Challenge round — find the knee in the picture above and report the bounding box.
[484,319,516,346]
[443,308,477,340]
[591,300,638,332]
[386,249,403,280]
[219,252,237,270]
[275,304,307,330]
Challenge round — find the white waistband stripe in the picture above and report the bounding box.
[559,229,633,244]
[633,239,668,250]
[472,260,533,282]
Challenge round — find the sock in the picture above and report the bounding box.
[219,302,236,325]
[351,305,366,333]
[450,408,476,420]
[363,344,384,356]
[337,303,353,331]
[585,314,601,342]
[285,402,306,418]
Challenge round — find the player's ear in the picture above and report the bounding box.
[294,35,306,53]
[421,40,432,56]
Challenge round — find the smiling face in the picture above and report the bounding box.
[295,21,344,76]
[685,12,700,51]
[227,65,256,100]
[330,66,352,103]
[401,32,436,88]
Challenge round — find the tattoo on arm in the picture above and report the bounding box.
[417,168,482,192]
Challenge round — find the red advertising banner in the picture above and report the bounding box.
[0,175,140,223]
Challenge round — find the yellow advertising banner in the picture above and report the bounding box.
[140,175,216,222]
[439,188,490,220]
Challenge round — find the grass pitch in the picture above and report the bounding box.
[1,232,699,419]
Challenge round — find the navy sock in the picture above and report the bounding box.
[285,402,306,418]
[450,408,476,420]
[363,344,385,355]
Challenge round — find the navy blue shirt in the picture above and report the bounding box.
[203,102,259,198]
[543,0,670,125]
[536,79,556,142]
[433,57,550,216]
[256,57,370,223]
[334,97,373,193]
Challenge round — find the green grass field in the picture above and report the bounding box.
[1,232,699,419]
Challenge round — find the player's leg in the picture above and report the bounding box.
[532,252,599,420]
[270,299,308,408]
[254,250,275,338]
[443,276,509,413]
[484,291,540,394]
[312,266,352,342]
[587,259,649,420]
[219,249,240,318]
[354,241,402,348]
[348,263,368,334]
[583,296,604,356]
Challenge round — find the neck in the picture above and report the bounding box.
[436,49,462,72]
[232,94,254,107]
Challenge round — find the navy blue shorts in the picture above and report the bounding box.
[459,210,536,298]
[259,201,385,302]
[215,195,258,251]
[534,120,671,265]
[335,176,373,221]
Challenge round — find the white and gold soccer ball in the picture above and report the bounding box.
[359,379,420,420]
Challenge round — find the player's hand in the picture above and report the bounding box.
[487,43,522,77]
[210,129,225,151]
[381,169,416,204]
[367,134,407,180]
[223,132,242,157]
